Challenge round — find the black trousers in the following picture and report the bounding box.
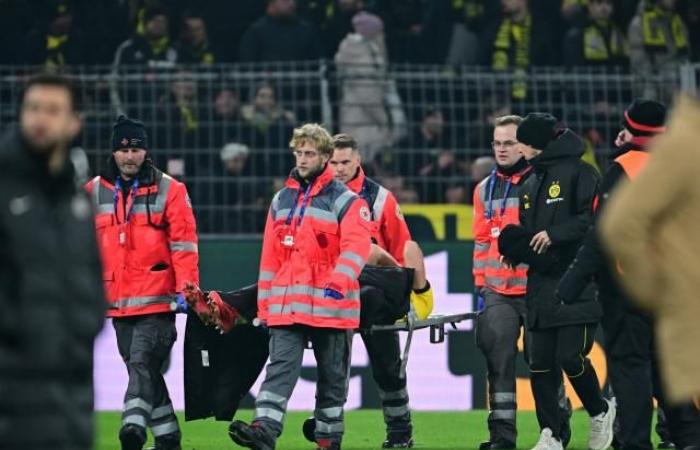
[604,309,700,450]
[114,313,180,444]
[362,330,412,433]
[529,323,607,438]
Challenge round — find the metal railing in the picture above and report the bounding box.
[0,62,692,236]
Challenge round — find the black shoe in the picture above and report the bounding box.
[229,420,275,450]
[479,439,516,450]
[382,429,414,448]
[119,424,147,450]
[659,442,676,449]
[302,417,316,443]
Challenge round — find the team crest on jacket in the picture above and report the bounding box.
[360,206,371,222]
[548,182,561,199]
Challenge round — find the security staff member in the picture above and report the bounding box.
[328,133,417,448]
[498,113,614,450]
[229,124,372,450]
[473,115,572,450]
[0,74,106,450]
[558,100,700,450]
[86,116,199,450]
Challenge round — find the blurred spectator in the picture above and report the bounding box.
[214,89,242,121]
[26,2,86,67]
[376,0,423,63]
[563,0,628,68]
[628,0,691,100]
[483,0,560,100]
[177,12,219,64]
[399,107,450,174]
[207,88,248,154]
[468,155,496,203]
[238,0,322,62]
[418,149,469,202]
[241,82,297,174]
[220,142,252,178]
[335,11,395,166]
[445,0,500,66]
[113,5,177,67]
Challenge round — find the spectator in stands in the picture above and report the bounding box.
[221,142,252,178]
[300,0,367,57]
[483,0,560,100]
[418,148,468,203]
[26,1,85,68]
[241,82,297,174]
[376,0,423,63]
[445,0,501,66]
[628,0,691,100]
[238,0,322,62]
[335,11,393,166]
[398,106,450,175]
[113,5,177,68]
[563,0,628,68]
[177,12,219,64]
[214,89,241,122]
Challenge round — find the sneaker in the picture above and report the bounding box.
[531,428,563,450]
[479,439,516,450]
[207,290,241,333]
[589,399,617,450]
[182,282,216,325]
[382,428,414,448]
[229,420,275,450]
[119,424,147,450]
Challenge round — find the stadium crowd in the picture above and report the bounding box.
[1,0,698,234]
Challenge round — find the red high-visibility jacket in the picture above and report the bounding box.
[346,167,412,264]
[257,165,372,329]
[472,165,532,296]
[85,166,199,317]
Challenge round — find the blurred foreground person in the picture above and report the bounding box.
[600,94,700,449]
[0,73,106,449]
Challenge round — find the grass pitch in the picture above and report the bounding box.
[96,410,644,450]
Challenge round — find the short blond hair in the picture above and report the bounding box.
[289,123,334,157]
[494,115,523,127]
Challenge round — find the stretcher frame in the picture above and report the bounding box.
[366,312,477,378]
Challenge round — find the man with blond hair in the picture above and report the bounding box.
[229,123,373,450]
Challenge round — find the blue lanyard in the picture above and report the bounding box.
[485,168,513,221]
[285,182,313,227]
[114,176,139,224]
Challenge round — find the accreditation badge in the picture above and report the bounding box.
[283,235,295,247]
[490,227,501,238]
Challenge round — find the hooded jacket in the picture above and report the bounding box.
[519,129,600,277]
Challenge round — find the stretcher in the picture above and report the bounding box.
[367,312,478,378]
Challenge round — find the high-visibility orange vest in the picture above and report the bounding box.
[615,150,650,180]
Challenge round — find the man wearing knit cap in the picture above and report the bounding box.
[497,113,615,450]
[558,99,700,450]
[86,115,199,450]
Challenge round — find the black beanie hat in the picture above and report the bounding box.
[111,115,148,151]
[623,99,666,136]
[517,113,559,151]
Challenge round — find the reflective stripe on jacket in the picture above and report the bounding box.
[472,166,531,295]
[85,168,199,317]
[257,165,372,329]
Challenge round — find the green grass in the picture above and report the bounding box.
[95,410,635,450]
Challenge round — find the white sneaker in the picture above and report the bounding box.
[588,398,617,450]
[531,428,564,450]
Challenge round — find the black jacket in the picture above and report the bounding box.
[519,129,600,276]
[0,130,106,449]
[517,129,601,329]
[556,145,651,339]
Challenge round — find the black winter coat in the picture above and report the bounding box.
[0,130,106,449]
[518,129,602,329]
